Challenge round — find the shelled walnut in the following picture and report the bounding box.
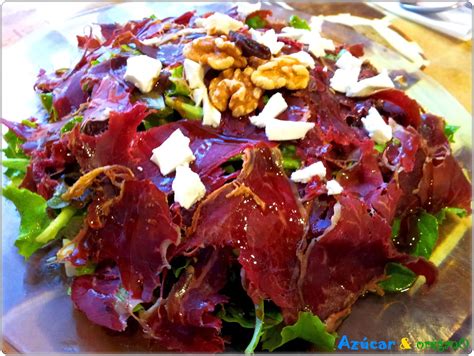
[183,36,247,70]
[251,56,309,90]
[209,67,263,117]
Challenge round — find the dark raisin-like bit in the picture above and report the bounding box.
[228,31,271,60]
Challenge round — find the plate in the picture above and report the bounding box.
[2,2,472,353]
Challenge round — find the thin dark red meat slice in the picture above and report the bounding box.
[140,248,230,352]
[70,179,180,302]
[183,145,306,309]
[385,123,421,173]
[291,195,436,324]
[372,89,422,128]
[68,103,148,171]
[71,265,130,331]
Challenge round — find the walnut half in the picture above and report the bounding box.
[183,36,247,71]
[251,56,310,90]
[209,67,263,117]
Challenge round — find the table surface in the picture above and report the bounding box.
[1,1,472,353]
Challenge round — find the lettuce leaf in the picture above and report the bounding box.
[2,185,52,258]
[412,211,438,259]
[378,262,416,293]
[261,311,336,352]
[2,129,29,180]
[289,15,310,30]
[2,184,76,258]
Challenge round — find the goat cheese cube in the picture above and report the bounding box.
[172,165,206,209]
[150,129,196,175]
[195,13,244,35]
[361,107,393,144]
[330,68,360,93]
[288,51,315,69]
[250,92,288,128]
[335,50,363,70]
[308,36,335,57]
[237,2,261,16]
[183,59,204,90]
[291,161,327,183]
[326,179,343,195]
[346,69,394,97]
[250,28,284,55]
[202,92,222,128]
[265,118,315,141]
[124,55,162,93]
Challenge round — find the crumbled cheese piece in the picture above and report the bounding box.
[291,161,326,183]
[124,55,162,93]
[288,51,315,69]
[346,69,394,97]
[265,118,315,141]
[308,37,336,57]
[330,50,362,93]
[361,107,393,144]
[183,59,204,90]
[326,179,343,195]
[150,129,196,175]
[195,13,244,35]
[202,92,222,127]
[279,27,312,43]
[335,50,363,70]
[172,165,206,209]
[237,2,261,16]
[250,92,288,128]
[182,59,221,127]
[249,28,284,55]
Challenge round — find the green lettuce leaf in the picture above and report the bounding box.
[165,96,203,120]
[444,124,459,143]
[412,211,438,259]
[2,185,52,258]
[61,116,83,134]
[289,15,310,30]
[2,129,30,180]
[436,207,467,223]
[246,15,266,29]
[378,262,416,293]
[245,301,265,354]
[261,311,336,352]
[280,144,301,171]
[2,185,77,258]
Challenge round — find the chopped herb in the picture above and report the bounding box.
[289,15,310,30]
[378,262,416,293]
[246,15,266,29]
[444,124,459,143]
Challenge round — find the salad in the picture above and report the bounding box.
[1,3,471,353]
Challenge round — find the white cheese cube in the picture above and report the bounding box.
[150,129,196,175]
[172,165,206,209]
[288,51,315,69]
[124,55,162,93]
[250,92,288,128]
[330,68,360,93]
[183,59,204,90]
[291,161,327,183]
[250,29,284,55]
[361,107,392,144]
[279,27,311,43]
[346,69,394,97]
[237,2,261,16]
[326,179,343,195]
[195,13,244,35]
[308,37,335,58]
[265,118,315,141]
[335,50,363,70]
[202,91,222,128]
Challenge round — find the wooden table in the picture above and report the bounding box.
[1,1,472,354]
